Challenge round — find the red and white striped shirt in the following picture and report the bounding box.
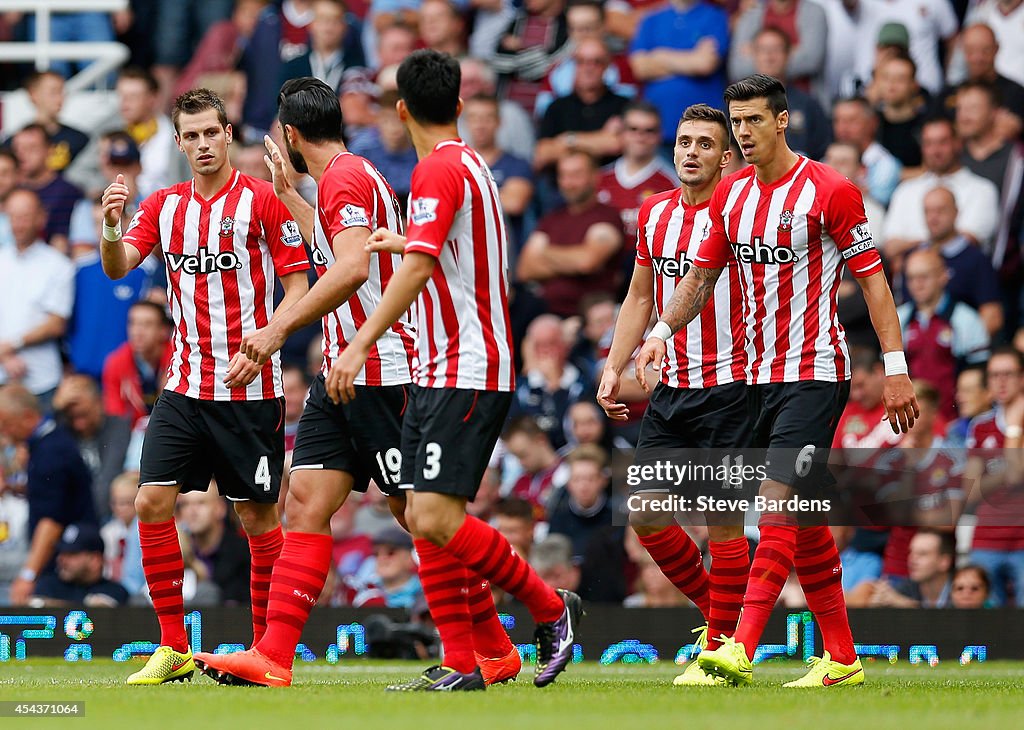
[124,170,310,401]
[404,139,514,392]
[636,188,745,388]
[313,153,415,386]
[695,157,882,384]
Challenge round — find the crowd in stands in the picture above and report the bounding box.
[2,0,1024,611]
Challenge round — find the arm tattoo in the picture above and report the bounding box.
[661,266,724,333]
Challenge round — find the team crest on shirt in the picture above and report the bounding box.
[339,204,370,228]
[219,216,235,238]
[411,197,439,225]
[280,220,303,247]
[778,209,794,232]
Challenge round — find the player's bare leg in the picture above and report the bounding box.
[127,484,195,685]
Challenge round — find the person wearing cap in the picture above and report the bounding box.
[68,131,145,255]
[31,523,129,606]
[351,527,423,609]
[858,2,958,96]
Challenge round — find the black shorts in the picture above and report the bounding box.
[636,381,754,451]
[399,386,512,500]
[752,380,850,488]
[290,375,408,497]
[139,391,285,503]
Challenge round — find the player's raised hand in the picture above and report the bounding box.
[365,228,407,255]
[326,339,370,404]
[634,337,666,394]
[883,373,919,434]
[597,369,629,421]
[223,351,263,389]
[101,173,130,227]
[264,134,296,200]
[240,323,287,367]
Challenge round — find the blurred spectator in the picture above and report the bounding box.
[623,549,691,607]
[965,346,1024,606]
[823,142,886,235]
[68,131,146,256]
[950,564,992,608]
[509,316,590,449]
[281,364,309,453]
[0,149,16,248]
[893,530,954,607]
[939,24,1024,143]
[152,0,234,102]
[102,300,173,428]
[876,56,928,169]
[240,0,311,135]
[905,187,1004,334]
[281,0,365,94]
[946,365,990,448]
[419,0,467,57]
[467,0,518,61]
[534,38,628,176]
[898,247,990,421]
[563,400,631,454]
[748,27,831,161]
[328,497,373,604]
[176,485,251,605]
[729,0,827,94]
[569,293,617,381]
[832,97,902,205]
[11,124,82,252]
[502,416,565,512]
[32,523,129,606]
[863,2,958,96]
[517,152,625,317]
[467,465,503,522]
[458,57,535,161]
[173,0,268,102]
[0,189,75,406]
[108,68,180,200]
[884,117,1000,260]
[0,447,30,604]
[0,385,96,606]
[375,23,417,70]
[957,81,1024,200]
[818,0,889,102]
[535,0,636,118]
[834,346,902,451]
[462,95,533,255]
[494,497,536,559]
[232,141,274,182]
[596,101,675,245]
[339,68,381,150]
[100,472,138,583]
[22,71,89,173]
[628,0,729,148]
[529,533,581,593]
[51,375,131,523]
[491,0,571,117]
[351,527,422,608]
[350,90,417,201]
[547,444,614,558]
[353,487,402,536]
[964,0,1024,88]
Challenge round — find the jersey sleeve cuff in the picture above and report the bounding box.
[634,258,652,267]
[847,254,883,278]
[404,241,442,258]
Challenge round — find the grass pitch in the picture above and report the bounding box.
[1,659,1020,730]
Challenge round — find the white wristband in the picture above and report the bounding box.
[102,221,122,242]
[649,321,673,342]
[18,567,37,582]
[882,351,908,377]
[1007,425,1023,440]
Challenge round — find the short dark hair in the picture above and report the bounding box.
[957,79,1002,108]
[13,122,48,143]
[0,147,17,167]
[724,74,788,117]
[278,77,344,144]
[754,26,791,54]
[915,528,955,559]
[922,114,957,137]
[172,88,229,133]
[129,299,172,328]
[466,93,500,112]
[988,345,1024,372]
[502,415,547,441]
[396,49,461,126]
[882,54,917,79]
[495,498,535,523]
[836,96,877,120]
[954,564,991,593]
[118,66,159,94]
[678,103,730,148]
[566,0,605,19]
[25,70,63,91]
[913,379,940,409]
[623,99,661,120]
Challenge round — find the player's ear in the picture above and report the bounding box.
[225,123,233,145]
[456,97,464,119]
[720,146,732,170]
[396,99,409,123]
[174,134,183,153]
[777,109,789,132]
